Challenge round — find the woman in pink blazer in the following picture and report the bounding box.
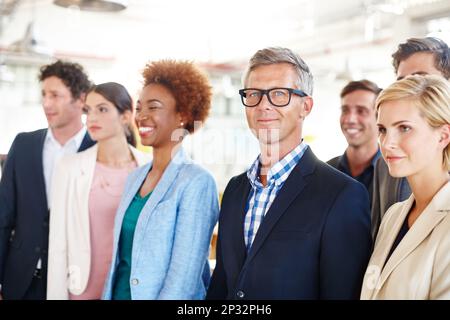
[47,82,149,299]
[361,75,450,299]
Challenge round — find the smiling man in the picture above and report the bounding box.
[328,80,382,205]
[207,47,372,300]
[0,60,95,300]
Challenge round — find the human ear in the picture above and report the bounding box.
[438,124,450,147]
[120,110,133,125]
[300,96,314,119]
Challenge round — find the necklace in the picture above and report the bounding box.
[95,161,136,194]
[97,152,135,168]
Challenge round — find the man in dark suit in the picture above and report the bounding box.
[371,37,450,240]
[207,47,372,300]
[0,60,95,300]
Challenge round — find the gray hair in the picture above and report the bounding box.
[243,47,314,96]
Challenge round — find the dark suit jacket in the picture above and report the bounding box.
[207,147,372,300]
[0,128,94,299]
[327,149,381,207]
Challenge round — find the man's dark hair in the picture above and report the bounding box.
[38,60,92,99]
[340,79,382,98]
[392,37,450,79]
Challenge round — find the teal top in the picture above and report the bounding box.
[112,191,151,300]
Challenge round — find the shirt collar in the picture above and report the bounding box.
[247,141,308,188]
[371,148,382,166]
[339,148,382,173]
[46,126,87,149]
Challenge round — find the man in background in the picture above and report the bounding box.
[0,60,95,299]
[328,80,382,205]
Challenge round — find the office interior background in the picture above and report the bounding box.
[0,0,449,191]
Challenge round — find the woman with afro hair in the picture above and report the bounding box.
[103,60,219,300]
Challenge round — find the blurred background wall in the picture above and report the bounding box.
[0,0,449,191]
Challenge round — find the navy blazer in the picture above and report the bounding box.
[207,147,372,300]
[0,128,94,299]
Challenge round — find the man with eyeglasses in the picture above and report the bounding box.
[207,47,372,300]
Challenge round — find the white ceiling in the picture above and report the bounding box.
[2,0,448,64]
[0,0,449,86]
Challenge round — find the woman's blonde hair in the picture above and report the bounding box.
[376,75,450,170]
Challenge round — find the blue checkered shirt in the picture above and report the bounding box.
[244,142,308,251]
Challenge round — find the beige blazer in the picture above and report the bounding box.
[361,181,450,300]
[47,144,150,300]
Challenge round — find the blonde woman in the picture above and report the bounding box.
[47,82,149,300]
[361,75,450,299]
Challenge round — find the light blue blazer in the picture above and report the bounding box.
[102,148,219,300]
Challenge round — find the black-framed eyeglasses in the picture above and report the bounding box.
[238,87,308,107]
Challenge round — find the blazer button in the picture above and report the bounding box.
[236,290,245,299]
[131,278,139,286]
[35,247,41,253]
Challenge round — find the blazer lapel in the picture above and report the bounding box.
[131,148,189,260]
[112,162,150,249]
[375,182,450,294]
[139,148,187,214]
[365,196,412,299]
[112,145,151,242]
[78,132,96,152]
[74,145,97,249]
[75,145,97,206]
[117,147,152,216]
[222,175,251,272]
[130,146,151,167]
[36,129,48,210]
[245,147,316,263]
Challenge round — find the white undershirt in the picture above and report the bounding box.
[42,127,86,208]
